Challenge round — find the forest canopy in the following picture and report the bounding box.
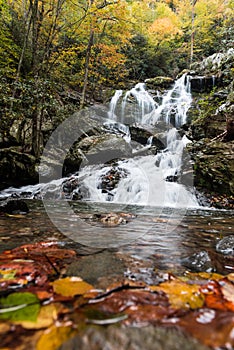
[0,0,233,155]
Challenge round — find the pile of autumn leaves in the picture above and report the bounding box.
[0,242,234,350]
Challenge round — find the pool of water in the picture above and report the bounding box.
[0,200,233,276]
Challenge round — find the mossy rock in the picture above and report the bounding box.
[145,76,174,89]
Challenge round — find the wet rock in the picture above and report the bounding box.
[145,76,174,90]
[98,167,129,196]
[165,174,178,182]
[66,250,125,286]
[82,134,132,164]
[191,140,234,197]
[189,75,222,93]
[0,199,29,214]
[72,184,90,200]
[64,134,132,175]
[129,125,166,150]
[62,177,79,197]
[0,148,38,190]
[92,212,135,226]
[181,250,213,272]
[216,236,234,255]
[59,325,209,350]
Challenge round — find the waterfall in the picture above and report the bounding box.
[108,90,123,120]
[0,74,199,208]
[78,73,198,208]
[107,74,192,128]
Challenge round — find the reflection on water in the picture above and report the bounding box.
[0,200,233,274]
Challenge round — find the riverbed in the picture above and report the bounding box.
[1,200,233,278]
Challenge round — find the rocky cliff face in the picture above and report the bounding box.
[186,49,234,208]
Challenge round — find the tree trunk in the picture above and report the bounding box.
[190,0,197,65]
[80,29,94,109]
[80,0,94,109]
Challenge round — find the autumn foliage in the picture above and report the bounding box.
[1,241,234,349]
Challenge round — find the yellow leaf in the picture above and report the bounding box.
[183,271,224,281]
[36,325,77,350]
[52,277,93,297]
[0,269,16,280]
[150,279,204,310]
[6,214,26,218]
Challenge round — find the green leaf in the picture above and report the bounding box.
[0,292,40,322]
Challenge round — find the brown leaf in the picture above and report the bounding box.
[169,309,234,348]
[91,288,170,314]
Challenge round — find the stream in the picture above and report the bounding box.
[0,74,233,278]
[0,200,233,276]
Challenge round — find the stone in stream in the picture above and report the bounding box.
[97,167,129,196]
[59,325,210,350]
[216,235,234,255]
[91,212,136,226]
[181,250,213,272]
[65,250,125,286]
[0,199,29,214]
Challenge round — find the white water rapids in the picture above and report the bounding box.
[76,73,198,208]
[0,74,199,208]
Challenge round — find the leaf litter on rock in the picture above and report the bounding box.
[0,242,234,349]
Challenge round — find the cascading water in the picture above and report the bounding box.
[78,73,198,207]
[0,74,198,208]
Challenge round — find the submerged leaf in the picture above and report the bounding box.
[150,279,204,309]
[36,325,77,350]
[201,280,234,311]
[52,277,93,297]
[0,269,16,280]
[14,303,61,329]
[0,292,40,322]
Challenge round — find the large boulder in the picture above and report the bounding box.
[0,148,38,190]
[145,76,174,90]
[190,140,234,196]
[64,133,132,175]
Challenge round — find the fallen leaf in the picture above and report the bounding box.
[150,279,205,310]
[14,303,59,329]
[201,280,234,311]
[91,288,170,314]
[52,277,93,297]
[0,292,40,322]
[36,325,77,350]
[167,309,234,348]
[221,280,234,306]
[183,271,224,282]
[5,214,27,218]
[0,269,16,280]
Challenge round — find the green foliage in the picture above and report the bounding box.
[0,292,40,322]
[0,0,234,154]
[0,1,19,76]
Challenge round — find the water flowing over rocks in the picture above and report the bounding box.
[1,50,234,209]
[188,48,234,93]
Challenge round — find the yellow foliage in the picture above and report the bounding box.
[148,17,182,42]
[52,277,94,297]
[36,325,77,350]
[150,279,205,310]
